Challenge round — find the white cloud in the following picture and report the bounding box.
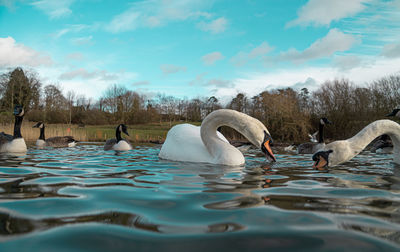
[189,72,207,86]
[279,29,359,63]
[333,55,363,71]
[66,52,84,61]
[0,36,53,68]
[160,64,187,75]
[197,17,228,34]
[132,80,150,86]
[231,42,273,67]
[381,42,400,58]
[54,24,90,39]
[59,68,119,81]
[105,0,213,33]
[206,79,233,88]
[287,0,371,27]
[70,36,93,46]
[201,52,224,65]
[105,10,140,33]
[31,0,75,19]
[212,57,400,100]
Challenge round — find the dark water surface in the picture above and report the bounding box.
[1,143,400,251]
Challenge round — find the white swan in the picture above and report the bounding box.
[297,117,332,154]
[104,124,132,151]
[312,119,400,168]
[0,105,27,153]
[158,109,276,166]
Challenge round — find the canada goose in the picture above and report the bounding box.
[158,109,276,166]
[104,124,132,151]
[32,122,77,147]
[312,120,400,168]
[297,118,332,154]
[0,105,27,153]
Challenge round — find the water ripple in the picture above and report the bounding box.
[0,143,399,250]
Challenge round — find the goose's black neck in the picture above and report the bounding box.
[13,116,23,139]
[318,122,324,143]
[39,126,45,140]
[116,126,122,142]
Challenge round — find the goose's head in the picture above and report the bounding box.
[387,108,400,118]
[117,124,129,136]
[320,117,332,125]
[14,105,24,117]
[32,122,44,128]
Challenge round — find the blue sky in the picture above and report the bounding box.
[1,0,400,102]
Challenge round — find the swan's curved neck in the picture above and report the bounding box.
[13,116,23,139]
[348,120,400,156]
[200,110,262,157]
[39,126,45,140]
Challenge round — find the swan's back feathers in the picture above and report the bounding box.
[159,123,231,163]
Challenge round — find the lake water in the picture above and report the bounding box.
[1,143,400,251]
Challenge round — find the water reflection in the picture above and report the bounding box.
[0,144,399,249]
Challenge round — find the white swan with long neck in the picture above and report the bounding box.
[312,119,400,168]
[158,109,276,166]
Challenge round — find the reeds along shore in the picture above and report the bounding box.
[0,122,169,143]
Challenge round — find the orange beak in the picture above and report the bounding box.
[313,156,328,169]
[264,140,276,162]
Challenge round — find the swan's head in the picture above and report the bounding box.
[312,140,350,168]
[320,117,332,125]
[33,122,44,128]
[312,150,333,168]
[14,105,24,117]
[118,124,129,136]
[260,131,276,162]
[387,108,400,118]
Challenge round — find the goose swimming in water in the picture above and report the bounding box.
[312,119,400,168]
[32,122,77,148]
[158,109,276,166]
[104,124,132,151]
[297,118,332,154]
[0,105,27,153]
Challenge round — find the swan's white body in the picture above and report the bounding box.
[316,120,400,166]
[0,138,27,153]
[159,109,273,166]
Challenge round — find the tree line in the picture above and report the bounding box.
[1,67,399,143]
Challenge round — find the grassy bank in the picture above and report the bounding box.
[0,121,201,143]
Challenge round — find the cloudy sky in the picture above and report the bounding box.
[1,0,400,101]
